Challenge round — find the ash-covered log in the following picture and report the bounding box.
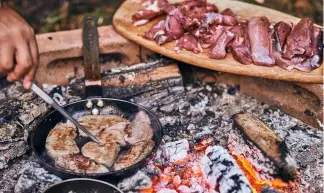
[201,146,253,193]
[162,139,189,163]
[233,113,297,180]
[117,171,152,192]
[68,59,185,109]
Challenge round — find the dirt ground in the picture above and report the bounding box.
[7,0,323,34]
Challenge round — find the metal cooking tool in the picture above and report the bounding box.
[31,83,101,144]
[43,178,124,193]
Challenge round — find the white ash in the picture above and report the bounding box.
[17,93,35,101]
[187,123,196,131]
[160,103,176,113]
[14,161,61,193]
[205,85,212,92]
[0,123,17,142]
[6,82,24,99]
[201,146,253,193]
[0,157,61,193]
[159,116,179,127]
[0,141,29,170]
[0,92,6,101]
[19,102,43,125]
[194,127,213,140]
[228,130,276,180]
[188,94,209,117]
[178,101,190,114]
[162,139,189,163]
[259,109,299,137]
[117,171,152,192]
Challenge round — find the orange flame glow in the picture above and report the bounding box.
[140,143,300,193]
[234,155,294,193]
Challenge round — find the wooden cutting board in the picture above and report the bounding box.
[113,0,323,83]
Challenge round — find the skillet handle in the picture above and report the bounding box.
[35,26,146,86]
[82,16,103,97]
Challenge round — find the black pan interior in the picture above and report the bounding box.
[43,178,123,193]
[31,98,162,179]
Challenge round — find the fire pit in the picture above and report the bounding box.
[0,27,322,193]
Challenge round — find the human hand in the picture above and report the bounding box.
[0,4,39,89]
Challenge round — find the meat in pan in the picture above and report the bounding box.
[114,140,155,170]
[81,142,120,167]
[125,111,153,145]
[55,154,109,174]
[81,122,129,167]
[45,122,79,159]
[99,122,128,146]
[77,115,128,137]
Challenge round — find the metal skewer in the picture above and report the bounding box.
[31,83,101,144]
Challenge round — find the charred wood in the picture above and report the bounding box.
[233,113,297,180]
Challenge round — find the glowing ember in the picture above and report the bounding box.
[234,155,291,193]
[227,131,301,193]
[119,137,301,193]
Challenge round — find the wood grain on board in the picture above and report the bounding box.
[113,0,323,83]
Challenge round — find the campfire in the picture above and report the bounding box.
[118,116,301,193]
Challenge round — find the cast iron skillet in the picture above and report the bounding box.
[43,178,123,193]
[30,16,162,180]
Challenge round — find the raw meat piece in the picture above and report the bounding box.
[230,23,253,64]
[209,30,235,59]
[274,21,292,50]
[204,12,237,26]
[283,18,313,59]
[221,8,235,17]
[143,20,166,40]
[292,28,323,72]
[175,33,202,54]
[248,17,275,66]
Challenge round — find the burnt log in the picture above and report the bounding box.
[233,113,297,180]
[68,59,185,110]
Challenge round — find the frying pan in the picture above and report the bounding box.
[43,178,123,193]
[31,16,162,180]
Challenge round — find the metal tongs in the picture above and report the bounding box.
[31,83,101,144]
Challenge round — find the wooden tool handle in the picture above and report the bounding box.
[35,25,145,86]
